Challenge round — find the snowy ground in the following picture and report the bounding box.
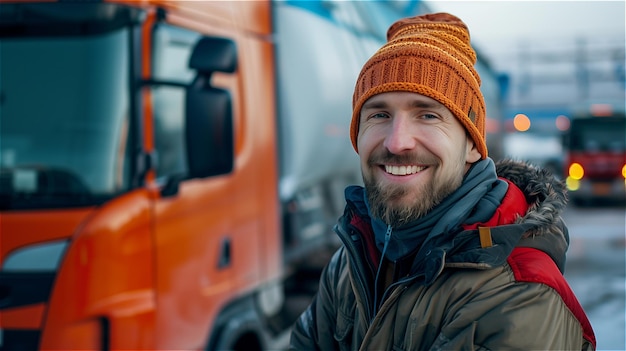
[564,205,626,351]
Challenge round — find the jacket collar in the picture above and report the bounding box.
[338,159,570,283]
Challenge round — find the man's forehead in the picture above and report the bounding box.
[361,92,445,110]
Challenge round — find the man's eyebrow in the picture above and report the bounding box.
[409,100,442,109]
[361,100,389,110]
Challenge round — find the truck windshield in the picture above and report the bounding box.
[569,117,626,153]
[0,28,132,210]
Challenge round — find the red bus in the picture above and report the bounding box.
[563,113,626,206]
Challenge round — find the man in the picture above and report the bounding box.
[290,12,596,350]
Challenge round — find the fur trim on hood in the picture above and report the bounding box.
[496,159,570,271]
[496,159,568,238]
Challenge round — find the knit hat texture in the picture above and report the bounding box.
[351,12,488,159]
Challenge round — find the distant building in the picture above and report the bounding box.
[499,36,625,133]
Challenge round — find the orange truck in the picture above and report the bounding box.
[0,1,427,349]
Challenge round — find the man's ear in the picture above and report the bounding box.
[465,137,482,163]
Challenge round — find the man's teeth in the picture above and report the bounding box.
[384,165,425,175]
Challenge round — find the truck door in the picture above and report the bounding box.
[147,23,263,349]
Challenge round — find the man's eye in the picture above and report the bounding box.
[422,113,439,120]
[370,112,389,119]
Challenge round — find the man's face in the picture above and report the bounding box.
[357,91,481,226]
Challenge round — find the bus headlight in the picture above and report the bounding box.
[568,163,584,180]
[566,177,580,191]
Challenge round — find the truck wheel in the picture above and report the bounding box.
[206,298,267,351]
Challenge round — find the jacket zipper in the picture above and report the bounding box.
[372,225,392,321]
[360,284,409,349]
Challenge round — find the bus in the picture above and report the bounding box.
[563,112,626,205]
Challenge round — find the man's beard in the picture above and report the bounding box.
[363,149,466,227]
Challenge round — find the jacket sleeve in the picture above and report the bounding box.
[431,285,595,351]
[289,247,345,351]
[431,248,596,351]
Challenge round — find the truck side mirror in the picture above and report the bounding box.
[185,37,237,179]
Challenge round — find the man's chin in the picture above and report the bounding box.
[383,200,428,222]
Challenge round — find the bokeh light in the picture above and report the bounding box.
[569,163,584,180]
[555,115,570,131]
[566,177,580,191]
[590,103,613,117]
[513,114,531,132]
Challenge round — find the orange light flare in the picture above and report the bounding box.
[513,114,531,132]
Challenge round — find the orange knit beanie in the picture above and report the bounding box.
[350,12,487,159]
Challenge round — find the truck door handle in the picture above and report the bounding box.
[217,237,231,269]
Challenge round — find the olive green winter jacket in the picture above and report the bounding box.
[290,160,595,351]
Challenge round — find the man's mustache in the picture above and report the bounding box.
[368,149,435,166]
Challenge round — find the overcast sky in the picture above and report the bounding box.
[424,1,625,65]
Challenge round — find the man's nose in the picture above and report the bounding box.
[383,115,417,154]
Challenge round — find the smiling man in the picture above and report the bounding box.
[290,12,595,351]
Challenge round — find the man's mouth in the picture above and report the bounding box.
[383,165,427,176]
